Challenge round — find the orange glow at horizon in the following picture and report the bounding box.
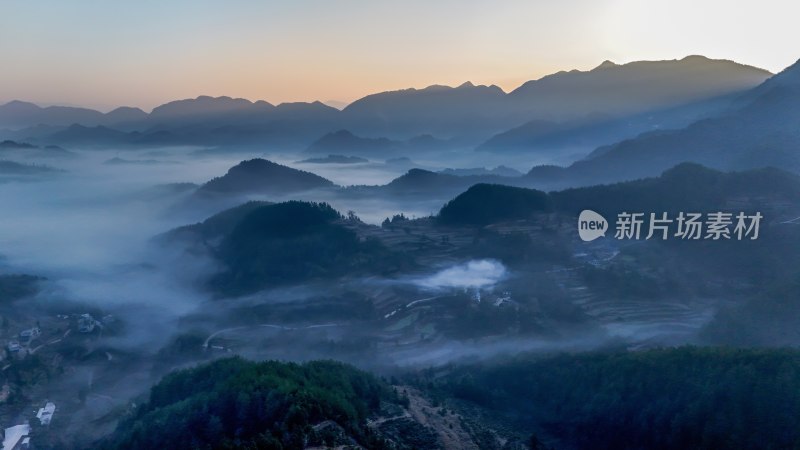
[1,0,798,111]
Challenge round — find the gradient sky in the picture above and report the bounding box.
[1,0,798,111]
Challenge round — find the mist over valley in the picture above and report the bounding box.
[1,41,800,448]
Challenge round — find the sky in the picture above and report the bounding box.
[1,0,798,111]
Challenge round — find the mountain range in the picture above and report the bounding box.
[304,130,454,157]
[0,56,772,154]
[526,57,800,186]
[345,56,769,138]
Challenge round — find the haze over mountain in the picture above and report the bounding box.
[434,163,800,227]
[296,154,369,164]
[0,56,772,154]
[4,0,800,445]
[341,56,770,139]
[0,140,74,159]
[306,130,401,156]
[0,100,108,128]
[341,81,507,138]
[475,94,740,157]
[305,130,453,157]
[508,56,769,118]
[362,168,517,198]
[526,57,800,186]
[195,158,335,198]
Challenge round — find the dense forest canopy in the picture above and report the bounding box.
[438,183,552,225]
[419,347,800,450]
[438,163,800,226]
[211,201,408,295]
[105,357,401,450]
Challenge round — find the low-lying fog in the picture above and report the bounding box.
[0,146,550,356]
[416,259,507,290]
[0,145,691,440]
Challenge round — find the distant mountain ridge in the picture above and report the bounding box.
[341,56,771,139]
[296,154,369,164]
[436,163,800,226]
[525,57,800,187]
[508,56,770,118]
[306,130,400,156]
[0,56,773,151]
[0,139,75,159]
[305,130,453,157]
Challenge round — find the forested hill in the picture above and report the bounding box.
[104,357,402,450]
[208,201,410,295]
[437,163,800,226]
[419,347,800,450]
[103,348,800,450]
[438,183,552,225]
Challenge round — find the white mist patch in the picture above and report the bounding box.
[0,150,222,350]
[416,259,507,290]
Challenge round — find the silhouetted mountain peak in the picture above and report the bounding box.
[385,168,439,184]
[0,101,44,125]
[439,183,551,225]
[330,129,356,138]
[594,60,618,70]
[2,100,40,110]
[659,162,721,180]
[198,158,335,195]
[405,168,436,178]
[106,106,148,122]
[681,54,710,62]
[108,106,145,114]
[515,56,770,92]
[150,95,257,117]
[273,100,338,113]
[506,56,772,124]
[227,158,281,175]
[419,84,452,92]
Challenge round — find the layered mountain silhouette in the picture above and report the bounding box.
[163,200,272,243]
[0,56,772,153]
[0,100,107,128]
[305,130,453,157]
[366,168,515,197]
[0,101,149,130]
[507,56,769,118]
[342,56,770,139]
[526,58,800,186]
[296,154,368,164]
[306,130,400,156]
[439,166,522,177]
[475,94,740,156]
[150,96,262,120]
[341,81,507,138]
[49,124,136,146]
[105,106,148,124]
[0,140,74,159]
[438,183,552,225]
[437,163,800,226]
[0,160,60,175]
